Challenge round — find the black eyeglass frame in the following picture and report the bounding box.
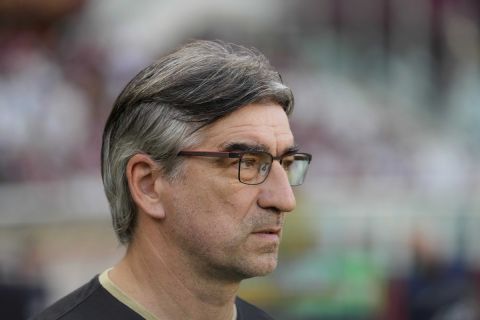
[177,150,312,186]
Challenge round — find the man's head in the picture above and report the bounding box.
[101,40,309,279]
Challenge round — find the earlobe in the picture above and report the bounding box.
[126,154,167,219]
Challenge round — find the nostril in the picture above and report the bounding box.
[257,207,281,215]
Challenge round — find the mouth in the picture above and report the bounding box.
[252,227,282,239]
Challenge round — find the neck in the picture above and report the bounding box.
[109,230,239,320]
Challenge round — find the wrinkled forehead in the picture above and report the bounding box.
[194,103,295,155]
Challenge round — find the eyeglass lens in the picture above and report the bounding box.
[239,152,310,186]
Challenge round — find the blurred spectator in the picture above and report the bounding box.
[0,236,46,319]
[406,231,479,320]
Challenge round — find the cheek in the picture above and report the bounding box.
[209,181,260,224]
[171,179,260,241]
[168,161,262,241]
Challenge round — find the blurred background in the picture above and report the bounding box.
[1,0,480,319]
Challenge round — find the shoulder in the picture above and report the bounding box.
[235,297,275,320]
[31,276,101,320]
[30,276,141,320]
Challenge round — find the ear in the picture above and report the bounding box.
[126,154,167,219]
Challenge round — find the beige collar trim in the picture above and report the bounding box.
[99,268,237,320]
[99,268,159,320]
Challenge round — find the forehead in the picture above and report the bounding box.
[198,103,294,153]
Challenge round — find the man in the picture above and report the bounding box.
[34,40,311,320]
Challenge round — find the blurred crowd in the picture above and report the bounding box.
[1,0,479,192]
[0,0,107,181]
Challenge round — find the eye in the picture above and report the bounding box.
[259,162,270,173]
[240,155,259,169]
[281,156,295,170]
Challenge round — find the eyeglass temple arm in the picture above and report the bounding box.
[177,151,242,158]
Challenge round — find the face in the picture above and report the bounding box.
[161,103,297,282]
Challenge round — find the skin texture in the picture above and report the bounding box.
[110,103,297,320]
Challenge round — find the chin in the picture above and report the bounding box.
[238,254,279,279]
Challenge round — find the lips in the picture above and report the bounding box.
[252,227,281,236]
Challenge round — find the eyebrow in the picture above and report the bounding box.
[221,142,300,156]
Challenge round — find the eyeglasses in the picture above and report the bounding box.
[177,150,312,186]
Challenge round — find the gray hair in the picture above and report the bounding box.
[101,40,294,244]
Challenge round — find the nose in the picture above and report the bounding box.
[257,161,296,213]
